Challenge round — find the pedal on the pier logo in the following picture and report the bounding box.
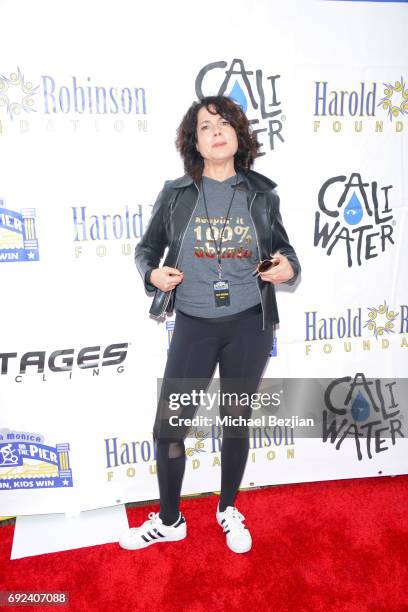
[314,173,395,267]
[0,199,39,263]
[322,374,404,461]
[195,58,285,153]
[0,429,73,490]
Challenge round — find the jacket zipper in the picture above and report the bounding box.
[249,192,266,331]
[158,182,201,317]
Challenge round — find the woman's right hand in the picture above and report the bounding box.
[150,267,184,292]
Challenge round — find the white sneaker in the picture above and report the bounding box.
[119,511,186,550]
[216,504,252,553]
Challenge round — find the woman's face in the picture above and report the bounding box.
[195,105,238,166]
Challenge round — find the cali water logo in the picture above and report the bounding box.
[314,172,395,267]
[322,373,404,461]
[378,77,408,122]
[0,67,39,120]
[195,58,285,153]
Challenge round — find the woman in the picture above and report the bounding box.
[119,95,300,554]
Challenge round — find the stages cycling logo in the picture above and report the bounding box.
[0,429,73,490]
[0,343,128,382]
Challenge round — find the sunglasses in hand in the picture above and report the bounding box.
[252,255,279,277]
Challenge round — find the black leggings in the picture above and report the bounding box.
[153,304,274,525]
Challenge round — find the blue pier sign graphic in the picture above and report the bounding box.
[0,199,39,263]
[0,430,73,490]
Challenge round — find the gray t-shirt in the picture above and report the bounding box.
[174,173,261,317]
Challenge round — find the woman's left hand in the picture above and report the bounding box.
[259,252,295,285]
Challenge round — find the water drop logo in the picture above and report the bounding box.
[0,67,39,120]
[344,192,363,225]
[364,301,398,339]
[351,391,370,421]
[228,81,248,113]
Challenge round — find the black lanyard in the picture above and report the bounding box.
[201,174,239,279]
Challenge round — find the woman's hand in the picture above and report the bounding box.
[150,267,184,292]
[259,252,294,285]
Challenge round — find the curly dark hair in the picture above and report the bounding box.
[175,96,260,182]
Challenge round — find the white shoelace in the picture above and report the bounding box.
[146,512,160,525]
[128,512,161,538]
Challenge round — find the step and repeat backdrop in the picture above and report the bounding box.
[1,0,407,517]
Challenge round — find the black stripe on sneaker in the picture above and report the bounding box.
[224,529,230,534]
[221,518,226,525]
[147,530,158,539]
[141,535,150,543]
[173,514,184,528]
[155,530,165,537]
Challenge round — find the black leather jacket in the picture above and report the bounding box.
[134,169,301,330]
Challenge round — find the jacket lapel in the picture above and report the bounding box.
[163,184,199,265]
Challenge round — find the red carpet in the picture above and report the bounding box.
[1,475,407,612]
